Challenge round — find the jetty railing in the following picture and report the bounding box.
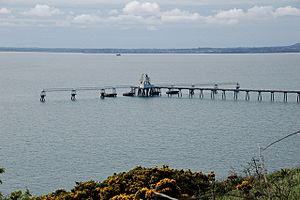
[159,86,300,102]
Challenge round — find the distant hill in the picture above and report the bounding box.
[1,43,300,54]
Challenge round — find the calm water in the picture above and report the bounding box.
[0,53,300,195]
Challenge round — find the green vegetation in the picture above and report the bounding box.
[1,164,300,200]
[0,167,4,185]
[216,166,300,200]
[32,165,211,200]
[0,168,5,200]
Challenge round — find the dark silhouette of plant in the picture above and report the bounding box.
[3,190,31,200]
[155,178,180,198]
[0,168,4,185]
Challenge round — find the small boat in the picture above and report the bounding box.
[100,88,117,98]
[123,92,135,97]
[116,53,121,56]
[166,90,179,95]
[104,93,117,97]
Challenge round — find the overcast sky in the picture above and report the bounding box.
[0,0,300,48]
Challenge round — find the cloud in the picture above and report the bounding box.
[274,6,300,17]
[23,4,62,17]
[107,14,146,25]
[207,5,300,24]
[72,14,101,24]
[206,8,244,24]
[214,8,244,19]
[123,1,160,16]
[2,0,296,7]
[246,6,274,19]
[161,8,202,23]
[1,1,300,28]
[0,7,11,14]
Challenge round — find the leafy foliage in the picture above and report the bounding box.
[214,162,300,200]
[0,190,31,200]
[0,168,4,185]
[30,165,210,200]
[1,165,300,200]
[98,165,210,199]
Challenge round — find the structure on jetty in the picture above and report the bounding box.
[40,74,300,103]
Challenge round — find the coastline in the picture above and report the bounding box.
[0,43,300,54]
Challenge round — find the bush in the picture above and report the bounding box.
[29,165,210,200]
[4,165,299,200]
[155,178,180,198]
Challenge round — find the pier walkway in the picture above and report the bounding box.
[40,74,300,103]
[159,87,300,103]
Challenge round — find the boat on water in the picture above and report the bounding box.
[116,53,121,56]
[123,91,135,96]
[122,73,161,97]
[104,93,117,97]
[100,88,117,98]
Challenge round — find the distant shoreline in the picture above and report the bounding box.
[0,43,300,54]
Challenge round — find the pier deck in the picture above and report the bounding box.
[40,86,300,103]
[39,74,299,103]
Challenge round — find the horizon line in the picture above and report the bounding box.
[0,43,299,50]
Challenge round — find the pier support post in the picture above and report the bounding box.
[40,90,46,102]
[283,92,288,103]
[221,90,226,100]
[213,84,218,94]
[189,89,194,98]
[179,89,182,97]
[234,90,238,100]
[71,90,77,101]
[137,88,141,96]
[297,93,300,103]
[167,88,171,97]
[199,89,203,99]
[100,89,105,99]
[245,91,250,101]
[210,90,215,100]
[270,92,275,102]
[149,88,154,96]
[132,87,136,96]
[257,91,262,101]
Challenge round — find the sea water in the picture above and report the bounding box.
[0,53,299,195]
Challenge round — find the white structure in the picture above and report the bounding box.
[139,73,153,89]
[137,73,160,96]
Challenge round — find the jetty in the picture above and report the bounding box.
[40,74,300,103]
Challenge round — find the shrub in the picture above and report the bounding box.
[155,178,180,198]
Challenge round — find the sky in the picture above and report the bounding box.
[0,0,300,48]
